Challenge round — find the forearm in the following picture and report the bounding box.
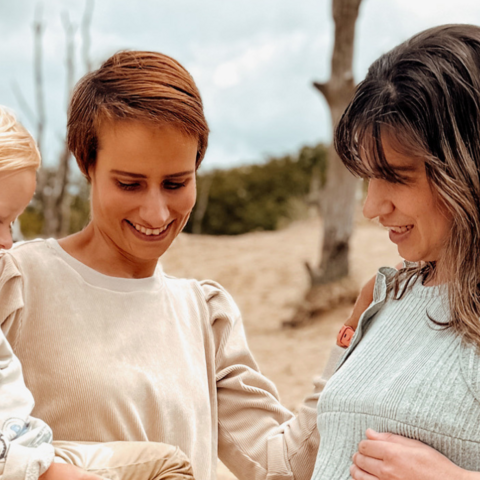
[211,280,342,479]
[217,346,347,480]
[216,341,319,479]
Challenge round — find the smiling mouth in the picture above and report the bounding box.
[126,220,172,236]
[385,225,413,234]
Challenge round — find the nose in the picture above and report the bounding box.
[139,189,170,227]
[0,225,13,250]
[362,179,394,220]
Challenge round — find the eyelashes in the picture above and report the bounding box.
[117,181,139,191]
[164,181,186,190]
[116,181,187,191]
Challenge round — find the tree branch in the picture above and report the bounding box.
[11,81,37,127]
[81,0,94,73]
[33,3,46,157]
[312,81,330,102]
[61,11,77,107]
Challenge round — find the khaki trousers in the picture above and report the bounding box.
[52,441,194,480]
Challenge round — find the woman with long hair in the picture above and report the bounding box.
[312,24,480,480]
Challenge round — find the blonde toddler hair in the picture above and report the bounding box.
[0,106,41,173]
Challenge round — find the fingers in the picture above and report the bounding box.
[357,439,388,460]
[365,429,395,441]
[366,429,426,447]
[350,462,379,480]
[353,452,383,476]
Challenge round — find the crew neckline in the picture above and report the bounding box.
[46,238,164,293]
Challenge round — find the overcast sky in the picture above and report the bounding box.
[1,0,480,172]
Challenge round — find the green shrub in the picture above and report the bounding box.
[185,143,327,235]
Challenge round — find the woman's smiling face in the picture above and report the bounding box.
[362,140,452,264]
[89,120,198,263]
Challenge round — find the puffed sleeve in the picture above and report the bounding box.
[0,251,55,480]
[202,280,321,480]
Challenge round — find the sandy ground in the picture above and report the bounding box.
[160,215,401,479]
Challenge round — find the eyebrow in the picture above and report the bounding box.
[110,169,195,179]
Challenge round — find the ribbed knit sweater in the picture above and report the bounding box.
[312,266,480,479]
[0,239,321,480]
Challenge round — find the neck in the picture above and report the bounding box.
[422,262,448,287]
[58,223,158,279]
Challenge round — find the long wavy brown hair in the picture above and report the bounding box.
[335,24,480,346]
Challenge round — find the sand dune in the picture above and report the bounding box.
[160,216,401,479]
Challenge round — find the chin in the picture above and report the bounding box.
[397,249,420,264]
[120,240,168,262]
[136,245,169,259]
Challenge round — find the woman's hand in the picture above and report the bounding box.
[39,463,106,480]
[350,429,477,480]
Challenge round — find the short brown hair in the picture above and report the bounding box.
[67,50,209,179]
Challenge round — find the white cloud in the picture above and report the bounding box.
[212,31,311,90]
[213,62,240,89]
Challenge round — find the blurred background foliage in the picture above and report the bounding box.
[20,166,91,238]
[19,142,327,238]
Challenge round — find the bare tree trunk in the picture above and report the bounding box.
[13,2,94,238]
[33,5,46,158]
[82,0,94,73]
[41,2,94,238]
[310,0,362,285]
[31,8,52,236]
[192,174,213,235]
[42,12,77,237]
[284,0,362,328]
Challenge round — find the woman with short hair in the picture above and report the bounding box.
[0,51,321,480]
[0,105,196,480]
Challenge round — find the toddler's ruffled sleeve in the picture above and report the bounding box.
[0,251,54,480]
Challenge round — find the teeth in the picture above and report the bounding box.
[388,225,412,234]
[131,222,169,236]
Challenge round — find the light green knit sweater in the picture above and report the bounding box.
[312,267,480,479]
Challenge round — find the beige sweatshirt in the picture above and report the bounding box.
[0,239,322,480]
